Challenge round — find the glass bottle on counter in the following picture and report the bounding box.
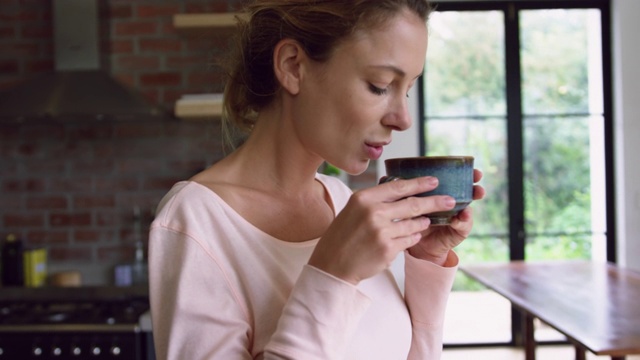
[1,234,24,286]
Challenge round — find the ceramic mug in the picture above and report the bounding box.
[380,156,474,225]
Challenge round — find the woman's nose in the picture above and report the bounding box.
[382,97,412,131]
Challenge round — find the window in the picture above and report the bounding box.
[420,0,613,346]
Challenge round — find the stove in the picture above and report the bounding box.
[0,286,154,359]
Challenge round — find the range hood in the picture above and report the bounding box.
[0,0,165,122]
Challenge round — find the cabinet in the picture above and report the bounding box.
[172,13,241,120]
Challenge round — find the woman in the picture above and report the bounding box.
[149,1,485,359]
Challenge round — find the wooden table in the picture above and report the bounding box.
[460,260,640,360]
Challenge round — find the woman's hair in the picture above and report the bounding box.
[221,0,431,147]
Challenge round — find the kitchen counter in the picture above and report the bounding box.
[0,284,149,302]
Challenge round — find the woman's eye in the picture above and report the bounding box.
[368,84,388,96]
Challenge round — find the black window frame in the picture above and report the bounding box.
[421,0,615,348]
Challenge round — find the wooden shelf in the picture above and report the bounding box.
[172,13,243,36]
[172,13,240,119]
[174,94,223,120]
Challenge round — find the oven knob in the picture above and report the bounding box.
[72,346,82,356]
[52,346,62,356]
[92,346,101,356]
[32,346,43,356]
[111,346,121,356]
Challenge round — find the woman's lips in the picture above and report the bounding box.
[365,143,384,160]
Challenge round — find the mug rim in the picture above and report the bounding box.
[385,155,474,162]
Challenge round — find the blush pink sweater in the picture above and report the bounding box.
[149,174,457,360]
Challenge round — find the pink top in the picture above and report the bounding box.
[149,174,457,359]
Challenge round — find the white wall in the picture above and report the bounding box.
[612,0,640,271]
[382,0,640,271]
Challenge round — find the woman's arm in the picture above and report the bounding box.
[149,227,254,360]
[404,251,458,360]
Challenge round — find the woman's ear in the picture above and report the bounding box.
[273,39,305,95]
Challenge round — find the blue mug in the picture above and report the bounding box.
[379,156,474,225]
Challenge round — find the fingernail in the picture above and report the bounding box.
[426,176,438,185]
[445,197,456,207]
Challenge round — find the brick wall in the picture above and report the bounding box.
[0,0,376,285]
[0,0,240,285]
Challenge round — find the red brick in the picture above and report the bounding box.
[117,158,165,174]
[95,177,139,192]
[185,38,215,52]
[68,123,114,140]
[48,246,93,262]
[114,122,164,138]
[4,214,45,227]
[187,70,223,87]
[96,245,133,262]
[185,3,227,13]
[0,26,16,38]
[108,4,133,19]
[22,159,66,175]
[27,230,69,245]
[0,8,41,22]
[166,55,207,69]
[139,38,182,53]
[0,194,22,208]
[74,229,106,243]
[49,212,92,227]
[161,21,177,35]
[0,43,41,58]
[21,24,52,39]
[70,159,115,174]
[0,77,24,91]
[113,73,135,87]
[94,142,116,158]
[143,176,181,191]
[95,210,116,227]
[136,4,180,18]
[26,59,53,73]
[22,123,65,139]
[139,88,160,104]
[114,21,158,36]
[162,88,183,104]
[2,179,46,192]
[114,55,160,70]
[26,196,68,210]
[0,60,19,74]
[49,177,94,193]
[109,39,134,54]
[140,72,181,87]
[74,195,115,209]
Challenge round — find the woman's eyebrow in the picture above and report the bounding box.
[368,64,422,80]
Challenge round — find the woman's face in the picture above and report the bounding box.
[292,9,428,175]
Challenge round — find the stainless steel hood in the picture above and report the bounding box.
[0,0,165,122]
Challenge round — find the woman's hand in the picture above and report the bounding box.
[308,175,462,285]
[408,169,486,266]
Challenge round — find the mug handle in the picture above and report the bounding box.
[378,176,402,185]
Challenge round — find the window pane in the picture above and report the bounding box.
[520,8,607,263]
[424,10,510,345]
[520,9,602,115]
[425,11,505,117]
[427,118,511,344]
[425,118,509,239]
[523,115,606,261]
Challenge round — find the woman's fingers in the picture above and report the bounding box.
[473,168,483,182]
[387,194,455,223]
[377,176,439,202]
